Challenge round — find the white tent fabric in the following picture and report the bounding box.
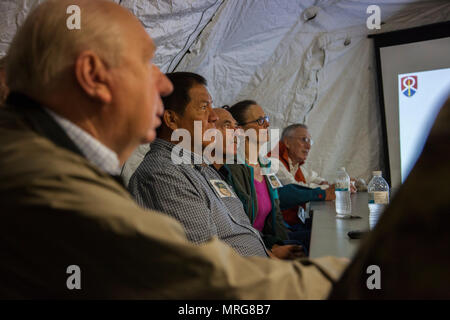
[174,0,450,183]
[1,0,449,185]
[121,0,223,72]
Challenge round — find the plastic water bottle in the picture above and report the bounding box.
[367,171,389,229]
[335,167,351,216]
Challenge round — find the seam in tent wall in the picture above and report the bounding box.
[171,1,450,184]
[168,0,224,72]
[118,0,224,73]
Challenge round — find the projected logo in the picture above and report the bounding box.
[401,75,418,97]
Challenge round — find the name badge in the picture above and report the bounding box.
[210,179,236,198]
[266,173,282,189]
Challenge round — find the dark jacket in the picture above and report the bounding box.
[218,163,288,249]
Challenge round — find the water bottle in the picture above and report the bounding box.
[335,167,351,216]
[367,171,389,229]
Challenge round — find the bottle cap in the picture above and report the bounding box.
[373,171,382,176]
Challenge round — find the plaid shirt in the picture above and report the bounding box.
[45,108,121,175]
[128,138,269,257]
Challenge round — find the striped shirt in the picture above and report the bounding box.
[128,138,269,257]
[45,108,121,175]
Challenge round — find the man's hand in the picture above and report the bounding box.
[267,250,276,259]
[325,185,336,201]
[271,244,306,260]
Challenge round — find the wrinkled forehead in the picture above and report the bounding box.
[143,37,156,58]
[189,84,212,103]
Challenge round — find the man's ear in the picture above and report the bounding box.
[163,109,179,131]
[283,137,291,149]
[74,50,112,104]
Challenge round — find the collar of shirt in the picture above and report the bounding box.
[151,138,212,166]
[45,108,121,175]
[288,157,300,175]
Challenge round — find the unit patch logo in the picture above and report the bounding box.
[401,75,418,97]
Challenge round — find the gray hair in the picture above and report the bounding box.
[281,123,308,141]
[6,0,124,97]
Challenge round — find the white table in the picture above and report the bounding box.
[309,192,370,258]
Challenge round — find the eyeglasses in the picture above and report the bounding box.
[239,115,270,126]
[292,136,314,145]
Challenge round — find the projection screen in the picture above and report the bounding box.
[372,23,450,189]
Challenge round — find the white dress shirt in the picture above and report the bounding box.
[45,108,121,175]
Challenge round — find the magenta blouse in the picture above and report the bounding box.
[253,178,272,232]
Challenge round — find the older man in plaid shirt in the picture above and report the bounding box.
[129,72,269,257]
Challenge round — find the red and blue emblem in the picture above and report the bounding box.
[401,75,418,97]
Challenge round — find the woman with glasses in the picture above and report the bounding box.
[228,101,276,240]
[227,100,316,254]
[212,106,304,260]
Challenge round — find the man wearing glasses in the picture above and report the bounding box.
[240,114,270,127]
[277,124,329,189]
[274,124,356,193]
[269,124,336,226]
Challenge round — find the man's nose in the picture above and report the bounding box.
[209,107,218,123]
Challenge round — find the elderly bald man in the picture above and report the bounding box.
[0,0,346,299]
